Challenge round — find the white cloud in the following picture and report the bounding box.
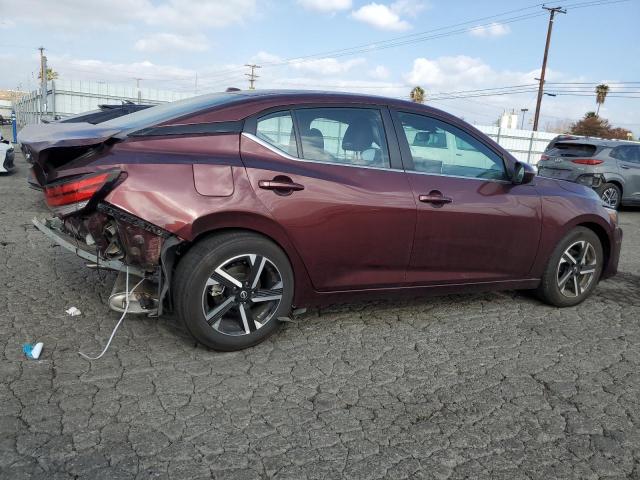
[5,0,257,30]
[143,0,257,29]
[369,65,391,79]
[134,33,209,53]
[291,57,365,75]
[351,2,412,31]
[298,0,352,12]
[469,22,511,38]
[389,0,426,17]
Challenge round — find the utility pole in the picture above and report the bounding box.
[520,108,529,129]
[195,72,198,95]
[245,64,261,90]
[532,6,566,131]
[38,47,47,120]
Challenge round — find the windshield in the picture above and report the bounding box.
[101,92,247,131]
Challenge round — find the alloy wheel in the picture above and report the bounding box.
[601,187,619,208]
[201,254,283,336]
[555,240,597,298]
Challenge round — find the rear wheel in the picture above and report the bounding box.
[536,227,603,307]
[598,182,621,209]
[174,232,294,351]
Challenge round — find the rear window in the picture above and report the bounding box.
[549,142,598,157]
[101,92,246,132]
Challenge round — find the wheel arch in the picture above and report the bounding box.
[178,211,315,307]
[576,221,611,276]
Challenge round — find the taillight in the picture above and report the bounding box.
[571,159,603,165]
[44,170,121,216]
[540,154,549,161]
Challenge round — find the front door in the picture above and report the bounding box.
[241,107,416,291]
[392,110,542,285]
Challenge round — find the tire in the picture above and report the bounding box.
[174,231,294,351]
[536,227,603,308]
[597,182,621,210]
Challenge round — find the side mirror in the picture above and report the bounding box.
[512,162,536,185]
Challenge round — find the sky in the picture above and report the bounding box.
[0,0,639,133]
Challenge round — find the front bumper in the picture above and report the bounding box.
[602,226,623,280]
[32,217,147,277]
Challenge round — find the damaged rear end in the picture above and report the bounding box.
[22,123,177,317]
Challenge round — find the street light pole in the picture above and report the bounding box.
[532,6,566,132]
[520,108,529,129]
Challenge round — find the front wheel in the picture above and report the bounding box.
[174,232,294,351]
[536,227,603,308]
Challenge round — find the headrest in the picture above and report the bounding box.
[342,120,374,152]
[303,128,324,150]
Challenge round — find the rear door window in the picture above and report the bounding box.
[256,111,298,157]
[293,108,390,168]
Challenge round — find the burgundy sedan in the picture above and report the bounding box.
[20,90,622,351]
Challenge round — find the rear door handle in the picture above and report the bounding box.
[419,193,452,204]
[259,179,305,192]
[621,165,631,169]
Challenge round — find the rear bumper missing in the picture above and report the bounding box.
[32,217,147,278]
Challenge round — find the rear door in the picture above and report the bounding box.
[392,110,541,285]
[612,145,640,202]
[241,106,416,291]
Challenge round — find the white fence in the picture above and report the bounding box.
[13,79,193,126]
[475,125,556,164]
[13,80,555,164]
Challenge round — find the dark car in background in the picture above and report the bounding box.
[538,138,640,209]
[19,90,622,351]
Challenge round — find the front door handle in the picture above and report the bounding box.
[621,165,631,169]
[259,178,305,192]
[419,192,452,204]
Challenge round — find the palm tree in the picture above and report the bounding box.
[38,68,59,81]
[595,83,609,116]
[410,86,426,104]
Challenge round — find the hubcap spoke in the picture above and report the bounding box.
[247,255,266,289]
[210,268,243,289]
[251,290,283,302]
[205,297,235,325]
[238,304,257,334]
[562,252,577,265]
[558,270,573,289]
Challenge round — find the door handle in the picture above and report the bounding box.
[621,165,631,169]
[259,179,305,192]
[419,193,452,204]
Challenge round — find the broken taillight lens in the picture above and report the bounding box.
[571,159,604,165]
[44,170,121,216]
